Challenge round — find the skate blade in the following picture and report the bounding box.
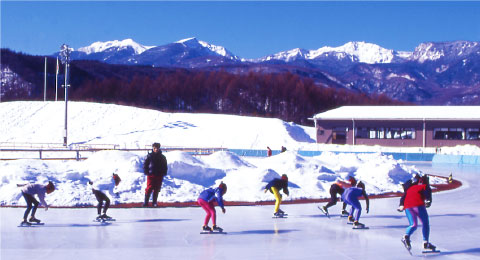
[317,206,330,218]
[200,231,227,234]
[422,250,440,254]
[352,226,369,229]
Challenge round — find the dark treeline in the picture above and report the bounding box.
[72,71,402,125]
[2,48,404,125]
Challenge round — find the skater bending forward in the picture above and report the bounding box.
[264,174,289,216]
[320,178,353,216]
[197,182,227,232]
[89,173,121,220]
[401,175,436,252]
[341,177,369,228]
[19,181,55,225]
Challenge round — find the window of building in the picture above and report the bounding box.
[355,127,369,139]
[433,128,465,140]
[356,127,415,139]
[466,128,480,140]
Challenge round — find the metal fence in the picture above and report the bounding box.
[0,142,227,160]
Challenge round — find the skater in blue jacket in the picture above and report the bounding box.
[197,182,227,232]
[341,177,369,228]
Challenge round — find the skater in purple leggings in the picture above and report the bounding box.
[341,177,369,228]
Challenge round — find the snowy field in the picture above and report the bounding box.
[1,101,479,259]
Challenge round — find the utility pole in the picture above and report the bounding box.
[59,44,71,147]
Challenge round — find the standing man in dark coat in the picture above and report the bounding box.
[143,142,168,207]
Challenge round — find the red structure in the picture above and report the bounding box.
[311,106,480,148]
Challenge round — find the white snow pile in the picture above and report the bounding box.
[0,149,441,207]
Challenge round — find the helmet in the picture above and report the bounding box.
[348,176,357,186]
[46,181,55,193]
[412,174,421,183]
[281,174,288,181]
[113,173,121,186]
[219,182,227,194]
[419,175,429,185]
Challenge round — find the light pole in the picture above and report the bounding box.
[59,44,71,147]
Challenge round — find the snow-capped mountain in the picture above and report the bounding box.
[5,38,480,105]
[176,37,238,60]
[77,39,155,55]
[259,41,409,64]
[66,37,240,67]
[131,37,240,67]
[411,41,480,63]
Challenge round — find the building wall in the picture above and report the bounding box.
[426,120,480,148]
[315,119,480,147]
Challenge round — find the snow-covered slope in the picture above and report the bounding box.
[0,101,314,150]
[77,39,155,55]
[411,41,480,63]
[176,37,238,60]
[260,41,410,64]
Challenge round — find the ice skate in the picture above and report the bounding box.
[347,215,354,223]
[19,220,32,226]
[200,225,226,234]
[401,235,412,255]
[212,225,223,232]
[341,209,349,216]
[273,211,287,218]
[352,221,368,229]
[28,216,41,224]
[200,225,212,233]
[100,214,112,220]
[422,242,439,253]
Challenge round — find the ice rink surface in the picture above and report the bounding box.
[2,163,479,260]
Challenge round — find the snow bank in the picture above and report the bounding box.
[0,150,441,206]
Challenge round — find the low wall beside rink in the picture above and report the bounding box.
[228,149,480,165]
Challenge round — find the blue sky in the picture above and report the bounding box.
[2,1,480,59]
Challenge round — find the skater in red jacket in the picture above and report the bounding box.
[401,175,437,253]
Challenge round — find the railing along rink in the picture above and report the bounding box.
[0,142,227,160]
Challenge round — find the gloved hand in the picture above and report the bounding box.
[425,200,432,208]
[222,207,226,214]
[366,207,369,214]
[397,206,404,212]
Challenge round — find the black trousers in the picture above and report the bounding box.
[93,190,110,215]
[22,192,39,220]
[325,184,346,210]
